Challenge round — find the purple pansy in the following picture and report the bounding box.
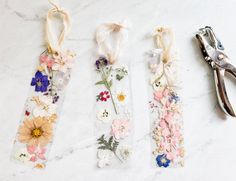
[31,71,50,92]
[95,57,108,69]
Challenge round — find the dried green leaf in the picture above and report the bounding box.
[95,80,105,85]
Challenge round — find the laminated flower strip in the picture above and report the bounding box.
[95,22,132,168]
[12,2,74,168]
[14,50,74,165]
[148,27,184,167]
[95,57,118,114]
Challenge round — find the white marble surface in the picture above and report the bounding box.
[1,0,236,180]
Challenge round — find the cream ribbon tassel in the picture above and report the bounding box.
[95,21,129,64]
[46,0,71,54]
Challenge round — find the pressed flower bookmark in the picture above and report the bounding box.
[11,1,75,168]
[147,27,184,168]
[94,21,133,168]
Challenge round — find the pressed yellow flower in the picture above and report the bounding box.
[37,66,44,72]
[117,92,126,102]
[34,163,45,169]
[48,113,57,123]
[18,117,53,147]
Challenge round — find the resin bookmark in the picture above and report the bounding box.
[94,21,133,168]
[11,1,75,168]
[147,27,184,168]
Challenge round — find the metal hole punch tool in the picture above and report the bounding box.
[196,26,236,117]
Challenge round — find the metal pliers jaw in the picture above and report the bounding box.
[196,26,236,117]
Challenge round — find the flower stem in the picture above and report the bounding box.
[101,67,118,115]
[109,88,118,114]
[114,152,123,163]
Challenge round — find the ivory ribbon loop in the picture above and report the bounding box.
[150,27,175,87]
[154,27,174,64]
[95,21,129,64]
[46,0,71,53]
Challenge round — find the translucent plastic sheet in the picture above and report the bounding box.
[146,41,184,168]
[93,56,133,169]
[11,50,75,168]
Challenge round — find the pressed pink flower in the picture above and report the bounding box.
[164,112,173,122]
[40,55,55,68]
[166,151,175,160]
[162,128,170,137]
[163,89,170,96]
[154,88,171,103]
[52,53,74,73]
[159,119,167,128]
[154,90,163,101]
[172,128,181,138]
[27,145,46,162]
[165,100,171,108]
[111,119,130,139]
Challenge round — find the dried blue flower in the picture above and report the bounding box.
[31,71,50,92]
[156,154,170,168]
[170,92,180,103]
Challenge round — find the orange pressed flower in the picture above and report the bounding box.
[18,117,53,147]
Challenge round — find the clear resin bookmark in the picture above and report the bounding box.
[11,1,75,169]
[147,27,184,168]
[94,21,133,168]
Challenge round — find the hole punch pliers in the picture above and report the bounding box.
[196,26,236,117]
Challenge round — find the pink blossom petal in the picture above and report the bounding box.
[37,153,46,160]
[159,120,166,128]
[165,100,171,108]
[47,59,55,68]
[163,89,170,96]
[27,145,36,154]
[39,147,46,154]
[162,128,170,137]
[164,113,173,122]
[173,131,181,138]
[154,91,163,101]
[166,152,175,160]
[30,156,37,162]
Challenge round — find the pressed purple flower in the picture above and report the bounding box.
[53,95,60,104]
[169,92,180,103]
[95,57,108,69]
[31,71,50,92]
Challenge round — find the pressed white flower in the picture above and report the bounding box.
[52,71,70,91]
[14,148,31,163]
[52,52,74,73]
[112,65,129,81]
[31,95,57,117]
[114,88,128,105]
[97,108,112,123]
[97,149,114,168]
[119,145,132,160]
